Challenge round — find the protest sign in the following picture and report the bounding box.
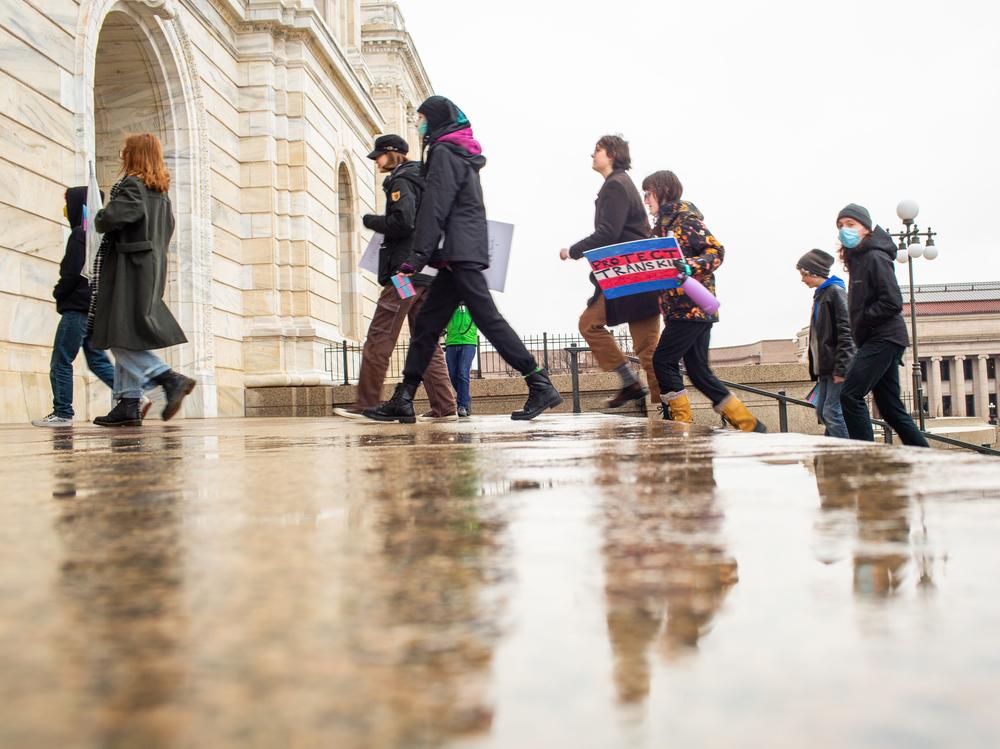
[584,236,684,299]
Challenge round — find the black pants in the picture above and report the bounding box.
[403,263,537,386]
[840,339,928,446]
[652,320,730,406]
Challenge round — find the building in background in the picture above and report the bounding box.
[796,281,1000,420]
[0,0,430,422]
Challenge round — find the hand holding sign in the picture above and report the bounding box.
[583,236,719,313]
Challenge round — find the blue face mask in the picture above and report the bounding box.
[839,227,862,249]
[417,120,428,138]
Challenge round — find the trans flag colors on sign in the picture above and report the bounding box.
[584,237,684,299]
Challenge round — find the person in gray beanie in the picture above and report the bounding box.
[797,248,854,438]
[834,204,928,446]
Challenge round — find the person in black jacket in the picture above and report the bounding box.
[31,187,117,427]
[364,96,562,423]
[561,135,661,409]
[796,249,855,438]
[333,134,456,422]
[835,203,928,446]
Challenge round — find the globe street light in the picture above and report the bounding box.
[891,199,940,430]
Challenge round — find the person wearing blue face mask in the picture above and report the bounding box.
[835,203,928,446]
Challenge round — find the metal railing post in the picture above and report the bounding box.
[476,336,483,379]
[341,340,349,386]
[568,348,582,413]
[543,332,549,371]
[778,390,788,433]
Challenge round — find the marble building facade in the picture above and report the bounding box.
[0,0,431,422]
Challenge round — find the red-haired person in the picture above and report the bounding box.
[89,133,195,426]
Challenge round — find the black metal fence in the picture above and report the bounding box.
[324,332,637,385]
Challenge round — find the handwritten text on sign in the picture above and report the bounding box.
[584,236,684,299]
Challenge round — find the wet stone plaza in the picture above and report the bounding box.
[1,415,998,748]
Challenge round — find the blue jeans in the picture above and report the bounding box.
[110,348,170,400]
[814,375,849,439]
[49,311,115,418]
[446,344,477,410]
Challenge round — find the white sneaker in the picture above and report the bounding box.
[32,413,73,427]
[418,411,459,423]
[334,407,368,420]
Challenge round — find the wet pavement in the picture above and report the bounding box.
[1,415,998,749]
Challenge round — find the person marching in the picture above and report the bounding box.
[642,170,766,432]
[834,204,928,446]
[796,249,855,438]
[560,135,661,410]
[32,186,140,426]
[445,303,478,417]
[364,95,562,423]
[333,134,457,423]
[89,133,196,426]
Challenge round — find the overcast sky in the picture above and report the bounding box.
[402,0,999,347]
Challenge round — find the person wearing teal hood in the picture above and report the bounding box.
[364,96,563,423]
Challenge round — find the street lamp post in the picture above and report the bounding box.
[889,199,940,431]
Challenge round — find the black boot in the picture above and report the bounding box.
[511,368,564,421]
[152,370,196,421]
[94,398,142,427]
[363,382,418,424]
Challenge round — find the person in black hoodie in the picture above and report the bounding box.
[364,96,562,423]
[561,135,661,410]
[835,203,928,446]
[31,187,117,426]
[333,134,457,422]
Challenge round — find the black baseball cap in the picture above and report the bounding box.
[367,134,409,160]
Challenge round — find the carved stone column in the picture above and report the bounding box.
[928,356,943,418]
[975,354,990,419]
[952,355,967,417]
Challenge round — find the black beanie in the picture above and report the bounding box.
[797,249,835,278]
[836,203,872,230]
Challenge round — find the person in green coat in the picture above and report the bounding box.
[445,303,478,417]
[89,133,196,426]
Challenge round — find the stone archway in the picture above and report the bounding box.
[77,0,216,416]
[337,161,362,341]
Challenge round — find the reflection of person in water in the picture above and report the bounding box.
[344,430,506,744]
[600,434,737,704]
[53,433,186,748]
[811,452,917,597]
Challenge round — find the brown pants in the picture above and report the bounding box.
[354,284,456,413]
[578,294,661,404]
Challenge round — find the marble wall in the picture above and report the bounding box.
[0,0,431,422]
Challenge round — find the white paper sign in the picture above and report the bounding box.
[359,220,514,292]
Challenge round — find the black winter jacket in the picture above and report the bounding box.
[844,227,909,348]
[407,142,489,271]
[808,277,856,380]
[568,170,659,326]
[361,161,433,287]
[53,186,92,314]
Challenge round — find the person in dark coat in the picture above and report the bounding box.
[835,203,928,446]
[90,133,196,427]
[31,187,118,426]
[643,170,766,432]
[364,95,562,423]
[796,248,855,438]
[333,134,457,422]
[561,135,661,409]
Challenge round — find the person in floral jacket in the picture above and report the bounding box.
[642,170,766,432]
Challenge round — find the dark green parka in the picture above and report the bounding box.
[90,176,187,351]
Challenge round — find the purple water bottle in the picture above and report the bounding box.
[681,276,720,314]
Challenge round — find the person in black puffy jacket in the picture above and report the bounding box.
[31,186,117,427]
[333,135,456,421]
[364,96,563,423]
[835,203,928,446]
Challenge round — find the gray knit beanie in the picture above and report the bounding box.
[797,249,835,278]
[836,203,872,230]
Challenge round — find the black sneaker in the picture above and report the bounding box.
[457,406,470,418]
